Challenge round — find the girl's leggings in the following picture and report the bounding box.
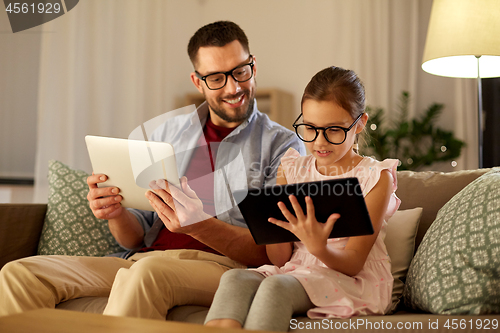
[205,268,314,332]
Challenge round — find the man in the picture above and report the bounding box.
[0,21,305,320]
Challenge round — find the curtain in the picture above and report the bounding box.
[33,0,477,202]
[33,0,200,202]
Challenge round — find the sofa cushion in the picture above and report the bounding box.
[384,207,422,312]
[166,305,209,324]
[396,168,491,251]
[403,168,500,314]
[37,160,123,256]
[56,296,108,313]
[55,209,423,317]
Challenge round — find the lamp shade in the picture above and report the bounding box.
[422,0,500,78]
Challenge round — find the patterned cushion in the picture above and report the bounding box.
[37,160,123,256]
[403,168,500,314]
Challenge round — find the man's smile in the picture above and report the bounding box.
[222,93,245,107]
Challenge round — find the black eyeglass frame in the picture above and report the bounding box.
[292,112,364,145]
[195,55,255,90]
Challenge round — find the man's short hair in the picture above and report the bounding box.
[187,21,250,67]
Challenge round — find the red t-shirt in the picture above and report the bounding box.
[138,118,235,254]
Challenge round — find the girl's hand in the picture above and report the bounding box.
[268,195,340,256]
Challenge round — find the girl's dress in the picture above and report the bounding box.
[253,148,401,319]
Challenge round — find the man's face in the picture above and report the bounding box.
[190,40,256,128]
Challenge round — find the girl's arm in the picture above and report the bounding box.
[266,164,294,266]
[271,170,393,276]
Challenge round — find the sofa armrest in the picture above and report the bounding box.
[0,204,47,268]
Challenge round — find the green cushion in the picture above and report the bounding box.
[37,160,123,256]
[403,168,500,314]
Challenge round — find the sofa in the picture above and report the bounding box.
[1,165,499,332]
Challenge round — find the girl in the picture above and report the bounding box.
[204,66,400,331]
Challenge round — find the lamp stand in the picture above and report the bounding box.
[476,55,483,169]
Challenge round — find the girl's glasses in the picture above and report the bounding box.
[292,113,364,145]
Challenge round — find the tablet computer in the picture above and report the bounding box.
[85,135,180,212]
[236,178,373,245]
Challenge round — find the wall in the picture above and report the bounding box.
[0,0,479,203]
[188,0,470,133]
[0,9,41,179]
[0,185,34,203]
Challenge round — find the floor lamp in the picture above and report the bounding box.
[421,0,500,169]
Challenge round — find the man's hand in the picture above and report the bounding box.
[87,173,123,219]
[146,176,212,233]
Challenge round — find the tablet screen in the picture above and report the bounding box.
[236,178,373,245]
[86,135,180,212]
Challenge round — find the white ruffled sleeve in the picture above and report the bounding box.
[375,159,401,218]
[357,158,401,219]
[280,147,301,183]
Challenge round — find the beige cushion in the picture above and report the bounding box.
[384,208,423,312]
[396,168,491,250]
[56,297,108,313]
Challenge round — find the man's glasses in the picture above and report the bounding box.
[195,55,255,90]
[292,113,364,145]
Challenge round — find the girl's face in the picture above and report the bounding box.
[301,99,367,174]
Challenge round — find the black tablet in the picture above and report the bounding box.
[236,178,373,245]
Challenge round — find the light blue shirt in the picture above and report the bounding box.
[124,100,305,253]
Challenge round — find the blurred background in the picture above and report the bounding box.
[0,0,491,203]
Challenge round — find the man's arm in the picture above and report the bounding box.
[186,217,269,267]
[146,178,270,267]
[107,210,145,249]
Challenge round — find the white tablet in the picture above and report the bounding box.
[85,135,180,211]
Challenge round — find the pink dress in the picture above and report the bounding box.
[253,148,401,319]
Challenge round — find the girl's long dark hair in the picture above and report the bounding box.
[301,66,366,151]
